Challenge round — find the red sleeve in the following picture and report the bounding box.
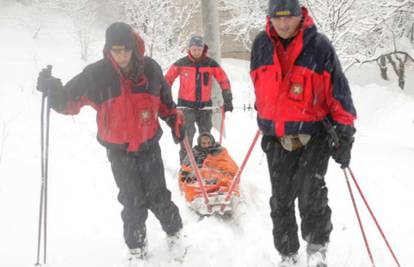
[62,96,96,115]
[323,49,357,127]
[164,64,180,87]
[213,66,231,91]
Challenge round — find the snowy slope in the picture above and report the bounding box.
[1,2,414,267]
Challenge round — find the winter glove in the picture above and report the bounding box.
[332,135,354,169]
[37,66,61,95]
[222,90,233,112]
[330,123,356,169]
[171,110,186,143]
[323,119,356,169]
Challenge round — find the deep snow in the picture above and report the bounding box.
[1,2,414,267]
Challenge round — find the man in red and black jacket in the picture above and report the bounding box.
[250,0,357,266]
[165,36,233,162]
[37,22,184,261]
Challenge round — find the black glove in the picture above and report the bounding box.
[222,90,233,112]
[37,66,61,94]
[332,134,354,169]
[323,120,356,169]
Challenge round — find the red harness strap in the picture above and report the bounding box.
[183,136,211,212]
[220,130,261,213]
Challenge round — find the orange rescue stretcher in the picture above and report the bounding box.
[178,166,240,216]
[180,131,261,216]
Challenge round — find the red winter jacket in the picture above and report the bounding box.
[250,7,356,137]
[51,33,178,152]
[165,46,231,109]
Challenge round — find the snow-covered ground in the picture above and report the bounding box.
[1,2,414,267]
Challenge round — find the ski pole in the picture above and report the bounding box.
[220,130,261,213]
[35,65,52,266]
[324,118,400,265]
[343,168,375,267]
[219,106,225,145]
[182,136,211,212]
[346,167,401,267]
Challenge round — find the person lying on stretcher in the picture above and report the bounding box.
[179,132,239,202]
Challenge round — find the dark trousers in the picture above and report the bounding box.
[179,109,212,162]
[107,144,182,249]
[262,134,333,256]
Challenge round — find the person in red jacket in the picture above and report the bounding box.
[165,36,234,162]
[250,1,357,266]
[36,22,184,263]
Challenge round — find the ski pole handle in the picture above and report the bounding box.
[40,65,53,97]
[46,65,52,76]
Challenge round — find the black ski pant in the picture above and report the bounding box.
[179,109,212,162]
[107,143,182,249]
[262,134,333,256]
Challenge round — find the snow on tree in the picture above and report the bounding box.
[22,0,98,61]
[219,0,266,51]
[305,0,363,66]
[52,0,98,61]
[119,0,199,68]
[219,0,414,74]
[352,0,414,89]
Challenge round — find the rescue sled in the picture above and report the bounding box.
[179,130,261,216]
[178,166,240,216]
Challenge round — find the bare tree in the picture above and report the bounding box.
[120,0,199,67]
[219,0,414,72]
[359,50,414,89]
[219,0,266,51]
[54,0,97,61]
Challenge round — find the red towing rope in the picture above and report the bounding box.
[182,136,212,212]
[344,167,401,267]
[220,130,261,213]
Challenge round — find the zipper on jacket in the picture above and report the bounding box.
[195,65,202,105]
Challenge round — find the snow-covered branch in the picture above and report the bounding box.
[120,0,199,67]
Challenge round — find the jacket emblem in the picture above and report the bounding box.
[140,110,151,122]
[291,83,303,95]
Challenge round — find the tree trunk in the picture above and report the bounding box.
[378,55,388,80]
[201,0,223,133]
